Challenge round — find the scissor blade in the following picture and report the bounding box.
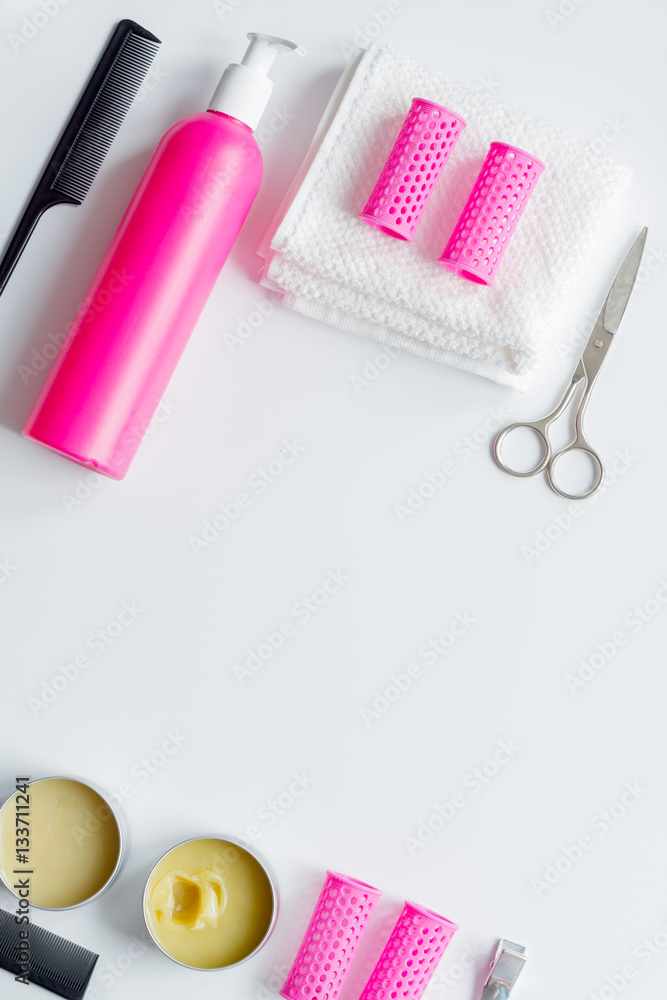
[601,227,647,336]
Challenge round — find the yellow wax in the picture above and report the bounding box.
[144,838,275,969]
[0,778,121,908]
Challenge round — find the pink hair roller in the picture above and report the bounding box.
[360,98,466,241]
[281,871,382,1000]
[358,901,458,1000]
[438,141,545,285]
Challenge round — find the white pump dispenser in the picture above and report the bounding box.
[208,33,305,132]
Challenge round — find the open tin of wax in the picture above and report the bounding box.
[0,775,129,910]
[143,834,278,971]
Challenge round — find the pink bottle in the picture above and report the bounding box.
[24,33,304,479]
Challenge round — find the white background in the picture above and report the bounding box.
[1,1,666,999]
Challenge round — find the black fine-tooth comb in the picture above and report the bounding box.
[0,908,99,999]
[0,18,161,297]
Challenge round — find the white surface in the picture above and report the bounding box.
[0,2,665,999]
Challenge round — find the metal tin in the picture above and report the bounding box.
[143,833,279,971]
[0,774,129,910]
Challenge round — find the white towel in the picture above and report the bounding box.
[259,44,633,390]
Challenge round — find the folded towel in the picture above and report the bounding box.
[259,43,632,390]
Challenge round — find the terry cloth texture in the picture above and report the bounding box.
[259,44,633,390]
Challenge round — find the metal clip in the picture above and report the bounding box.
[480,939,527,1000]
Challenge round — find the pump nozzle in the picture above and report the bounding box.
[242,33,306,75]
[208,31,305,132]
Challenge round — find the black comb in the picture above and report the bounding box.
[0,18,160,297]
[0,908,99,998]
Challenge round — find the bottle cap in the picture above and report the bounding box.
[208,32,305,131]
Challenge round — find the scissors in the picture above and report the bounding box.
[494,227,647,500]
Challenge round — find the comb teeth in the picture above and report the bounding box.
[53,31,160,203]
[0,909,99,999]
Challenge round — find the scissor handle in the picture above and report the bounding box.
[546,435,605,500]
[543,365,605,499]
[493,420,552,477]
